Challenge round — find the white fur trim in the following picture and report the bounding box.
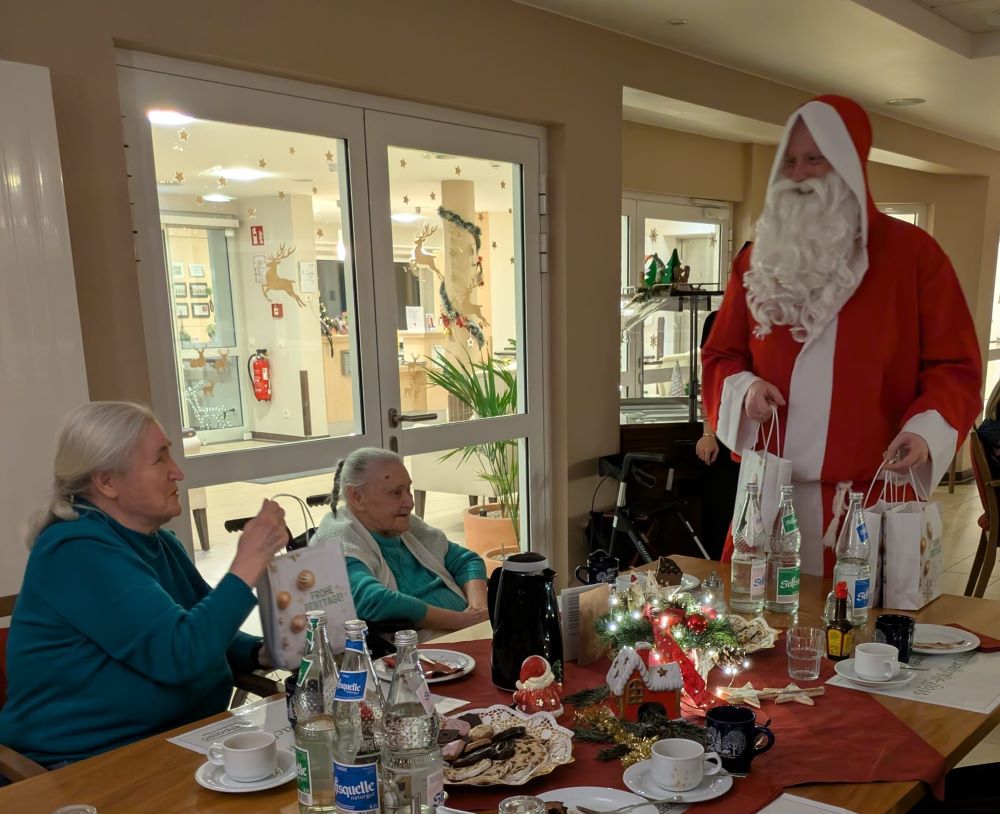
[901,410,958,498]
[784,316,836,481]
[768,101,869,245]
[718,371,761,452]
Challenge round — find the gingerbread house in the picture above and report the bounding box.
[606,642,683,721]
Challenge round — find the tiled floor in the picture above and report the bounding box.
[192,481,1000,765]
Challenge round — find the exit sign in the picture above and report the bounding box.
[271,303,283,318]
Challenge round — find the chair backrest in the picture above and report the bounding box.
[969,430,999,524]
[986,378,1000,423]
[1,594,15,709]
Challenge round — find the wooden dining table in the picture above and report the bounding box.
[1,555,997,814]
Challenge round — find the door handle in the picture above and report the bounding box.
[387,408,438,428]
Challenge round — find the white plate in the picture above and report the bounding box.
[833,659,917,689]
[539,786,657,814]
[622,759,734,803]
[195,749,296,793]
[912,624,980,655]
[374,649,476,684]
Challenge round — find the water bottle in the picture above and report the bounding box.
[832,491,872,625]
[333,620,385,814]
[730,482,767,613]
[381,630,445,814]
[766,484,801,613]
[295,611,339,814]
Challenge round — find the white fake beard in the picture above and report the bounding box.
[745,172,863,343]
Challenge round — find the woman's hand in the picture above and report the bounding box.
[229,499,288,587]
[744,380,785,423]
[696,435,719,465]
[462,578,489,610]
[421,605,490,631]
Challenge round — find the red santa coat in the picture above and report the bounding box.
[702,96,982,576]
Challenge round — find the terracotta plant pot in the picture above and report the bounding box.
[483,547,510,577]
[463,503,517,572]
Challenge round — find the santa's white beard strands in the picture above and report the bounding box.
[745,172,863,342]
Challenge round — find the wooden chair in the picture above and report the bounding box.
[965,430,1000,597]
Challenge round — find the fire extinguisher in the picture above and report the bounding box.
[248,349,272,402]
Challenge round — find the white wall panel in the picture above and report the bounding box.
[0,59,89,603]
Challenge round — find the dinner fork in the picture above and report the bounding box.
[577,800,683,814]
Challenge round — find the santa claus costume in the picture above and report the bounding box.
[702,95,982,576]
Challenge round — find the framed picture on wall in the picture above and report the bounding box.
[340,350,351,376]
[190,282,209,297]
[171,262,184,278]
[189,263,206,278]
[192,303,211,318]
[174,303,189,318]
[173,283,187,297]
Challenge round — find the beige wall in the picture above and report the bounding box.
[4,0,1000,581]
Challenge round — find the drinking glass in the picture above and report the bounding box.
[786,626,824,680]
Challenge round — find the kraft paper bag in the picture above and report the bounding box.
[732,411,793,533]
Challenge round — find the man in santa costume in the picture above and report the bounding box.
[702,95,982,576]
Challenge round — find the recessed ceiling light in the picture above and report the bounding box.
[203,194,233,203]
[667,18,688,26]
[391,213,422,223]
[885,97,925,106]
[203,166,270,181]
[147,110,194,125]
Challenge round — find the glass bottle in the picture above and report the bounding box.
[766,484,801,613]
[832,491,872,625]
[295,611,339,813]
[730,482,767,613]
[332,620,386,814]
[381,630,445,814]
[825,580,855,661]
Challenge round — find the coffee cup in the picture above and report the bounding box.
[575,549,619,585]
[650,738,722,792]
[704,705,774,773]
[208,730,277,782]
[854,642,899,681]
[874,614,916,663]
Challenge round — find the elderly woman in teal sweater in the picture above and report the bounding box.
[313,448,488,633]
[0,402,289,768]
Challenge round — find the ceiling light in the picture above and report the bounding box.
[667,18,688,26]
[391,213,422,223]
[203,194,233,203]
[337,229,346,262]
[204,166,270,181]
[885,98,925,107]
[147,110,194,125]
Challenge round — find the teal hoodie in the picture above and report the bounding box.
[0,506,258,766]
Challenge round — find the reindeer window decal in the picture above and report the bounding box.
[261,243,305,307]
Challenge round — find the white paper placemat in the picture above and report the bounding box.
[760,794,857,814]
[827,650,1000,714]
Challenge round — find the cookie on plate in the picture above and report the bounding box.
[444,758,492,782]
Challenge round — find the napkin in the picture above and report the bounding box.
[946,623,1000,652]
[382,654,463,678]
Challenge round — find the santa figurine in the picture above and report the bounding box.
[512,655,563,717]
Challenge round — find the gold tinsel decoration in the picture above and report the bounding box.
[573,706,657,769]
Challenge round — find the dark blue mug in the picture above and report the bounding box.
[705,704,774,773]
[575,549,619,585]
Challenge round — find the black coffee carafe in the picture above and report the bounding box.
[487,552,563,691]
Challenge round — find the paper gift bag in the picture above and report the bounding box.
[732,410,793,532]
[256,496,356,669]
[883,498,943,611]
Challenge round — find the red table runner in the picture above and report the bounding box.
[432,638,946,812]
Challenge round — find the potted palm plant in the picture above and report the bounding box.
[424,351,519,572]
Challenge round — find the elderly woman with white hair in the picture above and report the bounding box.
[313,447,489,633]
[0,402,289,768]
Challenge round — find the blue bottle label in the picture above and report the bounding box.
[335,669,368,701]
[345,637,365,653]
[853,578,870,609]
[856,522,869,544]
[334,761,380,813]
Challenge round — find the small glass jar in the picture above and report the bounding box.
[498,796,546,814]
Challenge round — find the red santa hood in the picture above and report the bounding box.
[767,94,876,247]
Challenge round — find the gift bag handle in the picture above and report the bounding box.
[756,405,783,458]
[864,458,901,508]
[271,492,318,545]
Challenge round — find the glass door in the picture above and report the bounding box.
[119,65,382,489]
[365,111,547,554]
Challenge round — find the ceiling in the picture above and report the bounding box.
[517,0,1000,156]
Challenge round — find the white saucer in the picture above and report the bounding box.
[622,759,734,803]
[834,659,916,689]
[912,624,980,655]
[195,749,296,793]
[539,786,657,814]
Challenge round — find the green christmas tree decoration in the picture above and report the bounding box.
[661,248,682,284]
[643,254,662,288]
